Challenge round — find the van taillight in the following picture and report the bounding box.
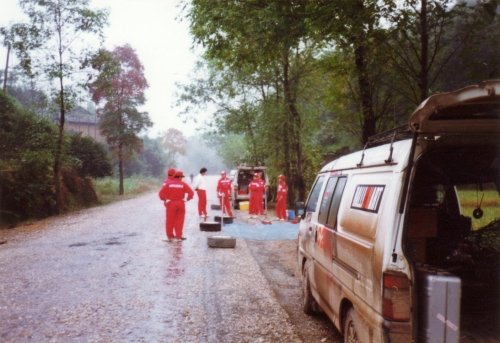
[383,272,410,321]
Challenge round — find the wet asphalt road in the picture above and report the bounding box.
[0,176,307,343]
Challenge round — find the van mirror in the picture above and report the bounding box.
[295,201,305,219]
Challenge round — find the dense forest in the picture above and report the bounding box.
[177,0,499,202]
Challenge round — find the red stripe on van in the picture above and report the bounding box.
[362,186,374,209]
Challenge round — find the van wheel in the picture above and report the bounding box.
[302,262,315,315]
[210,204,221,210]
[344,308,360,343]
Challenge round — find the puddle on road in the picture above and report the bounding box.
[68,242,87,247]
[105,241,124,246]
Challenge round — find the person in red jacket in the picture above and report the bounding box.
[275,174,288,221]
[164,168,176,183]
[249,172,265,217]
[158,170,194,241]
[216,170,233,217]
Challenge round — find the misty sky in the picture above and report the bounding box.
[0,0,204,138]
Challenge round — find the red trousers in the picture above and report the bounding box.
[165,200,186,239]
[219,194,233,217]
[196,189,207,217]
[275,196,287,220]
[249,192,264,215]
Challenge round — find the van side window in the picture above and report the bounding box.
[351,185,385,213]
[305,176,325,213]
[326,177,347,229]
[318,177,339,225]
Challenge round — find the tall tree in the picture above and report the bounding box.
[383,0,495,104]
[185,0,315,200]
[124,136,171,178]
[160,128,187,167]
[89,45,152,195]
[1,22,43,93]
[10,0,107,212]
[434,1,500,91]
[306,0,394,144]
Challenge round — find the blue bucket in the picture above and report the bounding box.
[287,210,295,220]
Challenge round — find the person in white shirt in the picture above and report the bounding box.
[192,167,208,219]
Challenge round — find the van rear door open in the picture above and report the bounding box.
[410,80,500,133]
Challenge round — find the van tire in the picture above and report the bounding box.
[200,221,221,232]
[344,308,360,343]
[210,204,221,210]
[302,262,315,315]
[207,235,236,248]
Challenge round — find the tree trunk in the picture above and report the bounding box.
[419,0,429,102]
[3,43,10,92]
[354,42,376,144]
[53,73,66,214]
[118,143,124,195]
[282,50,305,201]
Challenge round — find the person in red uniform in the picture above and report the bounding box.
[249,172,265,217]
[216,170,233,217]
[275,174,288,221]
[163,168,176,184]
[159,170,194,241]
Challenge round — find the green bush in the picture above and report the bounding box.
[0,91,57,221]
[69,133,113,178]
[0,91,103,224]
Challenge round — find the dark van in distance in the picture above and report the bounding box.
[231,165,268,209]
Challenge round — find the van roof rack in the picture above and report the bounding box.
[366,125,413,148]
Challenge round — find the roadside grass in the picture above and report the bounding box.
[94,176,162,205]
[457,189,500,230]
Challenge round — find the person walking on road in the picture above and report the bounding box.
[159,170,194,241]
[216,170,234,217]
[249,172,266,218]
[192,167,208,220]
[275,175,288,221]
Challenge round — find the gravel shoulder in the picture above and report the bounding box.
[246,239,342,343]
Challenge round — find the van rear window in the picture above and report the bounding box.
[351,185,385,213]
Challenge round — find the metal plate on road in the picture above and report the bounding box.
[220,222,298,240]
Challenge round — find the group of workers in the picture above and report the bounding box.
[158,167,289,242]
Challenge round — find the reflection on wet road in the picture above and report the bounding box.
[164,242,184,279]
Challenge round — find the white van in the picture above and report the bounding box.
[297,80,500,343]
